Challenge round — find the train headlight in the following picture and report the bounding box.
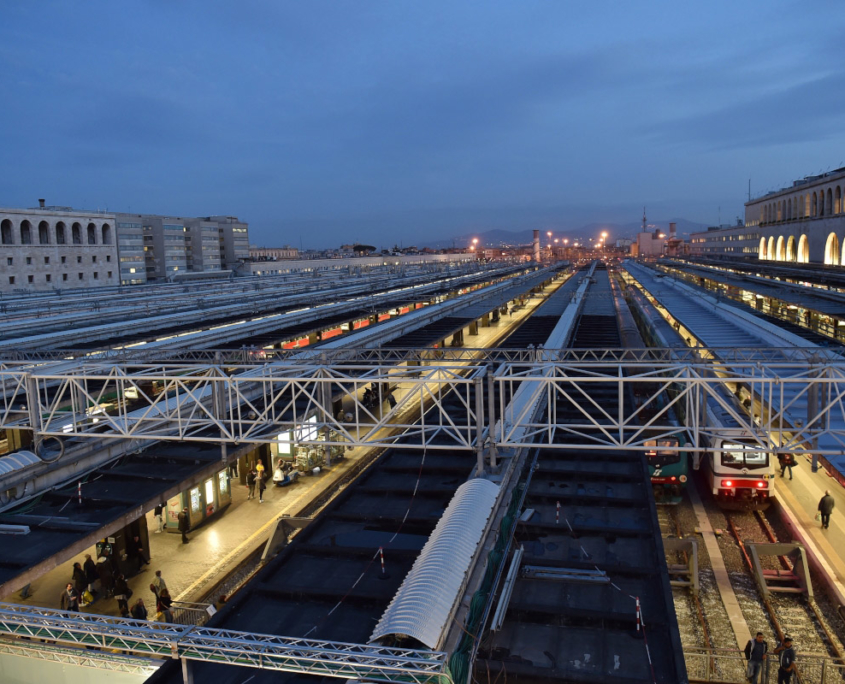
[679,475,688,483]
[722,479,734,488]
[756,481,766,488]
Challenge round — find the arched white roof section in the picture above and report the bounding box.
[0,450,42,477]
[369,477,500,650]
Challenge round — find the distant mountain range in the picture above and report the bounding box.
[420,218,712,248]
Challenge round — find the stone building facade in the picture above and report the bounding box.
[690,166,845,265]
[0,206,120,292]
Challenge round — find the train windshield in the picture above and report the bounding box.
[645,438,680,468]
[720,443,769,470]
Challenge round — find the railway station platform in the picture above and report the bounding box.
[773,456,845,610]
[2,445,375,617]
[0,278,559,620]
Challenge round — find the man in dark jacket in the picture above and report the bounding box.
[113,573,130,614]
[83,554,98,595]
[72,562,87,594]
[131,598,148,621]
[177,507,190,543]
[246,469,257,500]
[258,471,267,503]
[774,636,796,684]
[60,583,80,612]
[744,632,768,684]
[818,491,835,529]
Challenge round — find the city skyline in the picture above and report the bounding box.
[2,1,844,247]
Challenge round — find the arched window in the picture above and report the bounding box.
[762,206,767,224]
[101,223,111,244]
[20,220,32,244]
[776,236,785,261]
[72,222,82,244]
[824,232,840,265]
[798,234,809,263]
[759,237,767,259]
[767,236,775,260]
[38,220,50,244]
[786,235,796,261]
[787,198,792,221]
[87,222,97,245]
[1,219,13,245]
[827,188,833,216]
[812,193,818,217]
[836,186,842,214]
[56,221,66,244]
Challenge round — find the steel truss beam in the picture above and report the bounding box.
[0,345,839,365]
[0,603,450,684]
[3,354,845,456]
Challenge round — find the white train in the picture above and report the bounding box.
[700,392,776,510]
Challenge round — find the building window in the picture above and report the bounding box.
[46,274,51,282]
[62,274,68,281]
[77,256,82,264]
[26,257,32,265]
[106,255,111,262]
[92,255,97,263]
[44,256,50,265]
[93,272,98,279]
[107,271,112,278]
[61,256,67,264]
[6,258,11,266]
[78,273,83,280]
[8,276,14,285]
[28,275,34,284]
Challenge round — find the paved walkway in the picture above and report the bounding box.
[4,277,565,619]
[773,455,845,608]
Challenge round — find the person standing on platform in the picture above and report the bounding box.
[60,583,80,612]
[258,470,267,503]
[246,468,257,500]
[818,491,835,529]
[774,636,796,684]
[154,503,165,533]
[131,598,148,621]
[83,554,98,596]
[96,556,114,598]
[113,573,130,614]
[157,588,174,623]
[779,454,794,480]
[151,570,167,599]
[72,562,87,595]
[177,507,190,544]
[744,632,768,684]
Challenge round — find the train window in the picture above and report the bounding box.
[645,438,680,467]
[721,443,768,469]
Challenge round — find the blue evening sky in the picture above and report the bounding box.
[1,1,844,247]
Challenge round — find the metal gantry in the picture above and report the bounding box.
[0,602,452,684]
[3,352,845,458]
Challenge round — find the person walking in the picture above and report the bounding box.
[246,468,257,500]
[83,554,99,596]
[779,454,795,480]
[96,556,114,598]
[744,632,768,684]
[60,583,80,613]
[150,569,167,599]
[157,588,174,623]
[132,535,150,568]
[72,562,87,595]
[818,490,835,529]
[131,598,148,621]
[113,573,130,614]
[774,636,796,684]
[258,470,267,503]
[154,503,165,533]
[177,507,190,544]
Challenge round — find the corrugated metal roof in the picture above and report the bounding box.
[0,450,42,477]
[369,477,500,650]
